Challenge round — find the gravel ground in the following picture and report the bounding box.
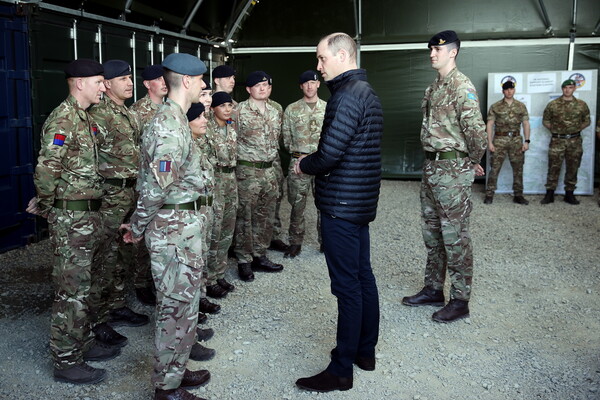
[1,180,599,400]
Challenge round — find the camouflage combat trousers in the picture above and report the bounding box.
[206,171,238,285]
[271,158,286,242]
[545,136,583,191]
[89,184,135,324]
[486,136,525,196]
[200,205,213,298]
[146,209,204,390]
[287,162,321,246]
[420,158,475,301]
[48,208,102,369]
[234,164,278,263]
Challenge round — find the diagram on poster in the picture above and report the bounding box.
[486,70,597,195]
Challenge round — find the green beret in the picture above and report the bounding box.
[561,79,576,87]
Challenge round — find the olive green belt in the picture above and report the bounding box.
[237,160,273,169]
[494,131,520,137]
[53,199,102,211]
[160,196,213,210]
[215,166,235,173]
[104,178,136,188]
[291,152,309,158]
[425,150,468,161]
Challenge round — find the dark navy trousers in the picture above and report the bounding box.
[321,213,380,377]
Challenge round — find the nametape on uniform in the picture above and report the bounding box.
[53,134,66,146]
[159,160,172,172]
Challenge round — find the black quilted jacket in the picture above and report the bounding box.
[299,69,383,225]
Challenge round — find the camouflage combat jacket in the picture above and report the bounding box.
[130,94,162,130]
[193,134,215,196]
[543,96,590,135]
[90,96,140,179]
[421,67,487,164]
[130,99,206,237]
[282,98,326,153]
[487,98,529,133]
[235,99,282,162]
[206,115,237,168]
[34,95,103,213]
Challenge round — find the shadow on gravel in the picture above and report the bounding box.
[0,264,53,319]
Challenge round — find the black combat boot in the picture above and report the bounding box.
[513,195,529,205]
[540,189,554,204]
[564,190,580,205]
[432,299,470,323]
[402,286,445,307]
[238,263,254,281]
[483,195,493,204]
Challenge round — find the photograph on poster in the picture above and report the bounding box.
[486,70,597,195]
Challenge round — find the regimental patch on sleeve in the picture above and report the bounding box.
[159,160,172,172]
[92,126,98,136]
[52,134,66,146]
[466,88,478,101]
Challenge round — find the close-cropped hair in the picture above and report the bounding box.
[447,41,460,57]
[323,32,357,61]
[163,69,182,91]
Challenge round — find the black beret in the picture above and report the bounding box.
[103,60,132,80]
[211,91,233,108]
[64,59,104,78]
[162,53,207,76]
[202,76,212,90]
[299,70,319,84]
[186,103,205,122]
[428,30,460,49]
[141,64,164,81]
[213,65,236,78]
[246,71,271,87]
[502,81,515,90]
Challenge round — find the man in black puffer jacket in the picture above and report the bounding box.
[294,32,383,393]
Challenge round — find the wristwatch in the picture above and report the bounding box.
[525,139,531,143]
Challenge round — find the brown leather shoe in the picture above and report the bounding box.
[154,388,206,400]
[179,368,210,389]
[199,297,220,314]
[217,278,235,292]
[196,327,214,342]
[206,283,228,298]
[189,342,216,361]
[268,239,289,252]
[432,299,470,323]
[513,195,529,205]
[402,286,445,307]
[296,370,353,392]
[93,322,128,347]
[53,362,106,384]
[238,263,255,281]
[284,244,302,258]
[251,255,284,272]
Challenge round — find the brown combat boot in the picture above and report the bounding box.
[432,299,470,323]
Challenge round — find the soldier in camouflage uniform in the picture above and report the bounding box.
[540,79,591,205]
[203,92,238,298]
[402,31,487,323]
[122,53,211,400]
[29,59,121,384]
[89,60,149,345]
[266,90,290,253]
[234,71,285,281]
[484,80,531,205]
[282,70,326,258]
[129,64,167,306]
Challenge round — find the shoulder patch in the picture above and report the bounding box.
[159,160,171,172]
[467,92,477,101]
[53,134,66,146]
[92,126,98,136]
